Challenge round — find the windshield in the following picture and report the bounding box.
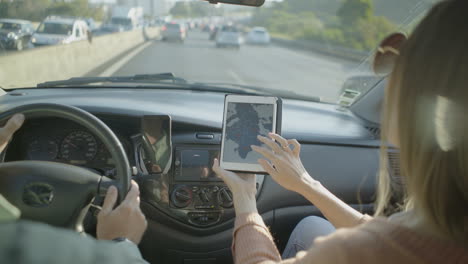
[110,17,132,26]
[36,22,73,35]
[2,0,439,103]
[165,23,181,29]
[0,22,21,31]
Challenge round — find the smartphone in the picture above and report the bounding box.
[141,115,172,174]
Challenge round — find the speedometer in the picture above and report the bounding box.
[27,139,58,161]
[60,131,97,164]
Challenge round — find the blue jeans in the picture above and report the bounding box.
[282,216,336,259]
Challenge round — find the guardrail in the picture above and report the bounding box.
[0,27,160,89]
[271,37,370,62]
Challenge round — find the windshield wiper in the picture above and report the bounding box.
[35,74,321,102]
[198,82,322,102]
[37,73,187,88]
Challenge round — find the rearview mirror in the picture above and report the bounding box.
[204,0,265,7]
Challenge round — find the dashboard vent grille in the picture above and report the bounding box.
[365,126,381,138]
[388,150,404,196]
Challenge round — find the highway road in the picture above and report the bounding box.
[103,31,358,102]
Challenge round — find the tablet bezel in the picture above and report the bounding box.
[220,95,279,173]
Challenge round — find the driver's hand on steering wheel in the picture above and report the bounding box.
[0,114,24,152]
[97,180,148,245]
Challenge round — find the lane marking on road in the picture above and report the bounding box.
[227,70,246,85]
[99,42,153,77]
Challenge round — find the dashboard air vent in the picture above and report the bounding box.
[388,150,404,194]
[9,92,27,96]
[365,126,381,138]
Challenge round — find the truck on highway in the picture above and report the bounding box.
[109,6,144,31]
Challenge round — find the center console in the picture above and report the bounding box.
[170,146,230,226]
[137,135,264,228]
[135,116,264,228]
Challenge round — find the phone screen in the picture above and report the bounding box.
[141,115,172,174]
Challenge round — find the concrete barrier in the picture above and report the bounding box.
[0,27,160,89]
[272,37,370,62]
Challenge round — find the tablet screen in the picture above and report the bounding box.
[223,102,274,164]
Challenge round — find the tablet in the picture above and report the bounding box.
[220,95,282,173]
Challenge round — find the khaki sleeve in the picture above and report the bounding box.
[0,221,148,264]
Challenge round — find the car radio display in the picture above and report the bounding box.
[175,149,221,181]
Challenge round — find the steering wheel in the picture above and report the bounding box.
[0,103,131,229]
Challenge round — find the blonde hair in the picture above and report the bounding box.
[374,0,468,244]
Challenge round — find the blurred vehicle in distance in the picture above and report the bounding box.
[96,23,124,35]
[110,17,133,31]
[32,17,88,46]
[111,5,143,31]
[216,25,241,49]
[186,21,195,31]
[202,23,213,32]
[153,18,166,27]
[161,22,186,42]
[246,27,270,45]
[0,19,35,51]
[209,26,219,41]
[85,18,99,32]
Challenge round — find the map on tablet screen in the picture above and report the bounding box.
[223,102,274,164]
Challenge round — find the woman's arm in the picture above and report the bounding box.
[253,134,371,228]
[232,211,346,264]
[212,159,282,264]
[212,159,357,264]
[297,180,371,228]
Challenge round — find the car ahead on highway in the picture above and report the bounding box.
[96,22,125,35]
[0,1,449,264]
[32,17,88,46]
[209,26,220,41]
[216,25,241,49]
[246,27,270,45]
[0,19,35,51]
[161,22,186,42]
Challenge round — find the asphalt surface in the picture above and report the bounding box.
[108,31,357,102]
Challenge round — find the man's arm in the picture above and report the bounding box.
[0,220,148,264]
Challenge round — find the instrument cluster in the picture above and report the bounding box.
[6,118,132,177]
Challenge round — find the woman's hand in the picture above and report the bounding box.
[252,133,317,196]
[0,114,25,152]
[212,158,258,215]
[97,180,148,244]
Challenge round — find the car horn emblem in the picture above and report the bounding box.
[23,182,54,207]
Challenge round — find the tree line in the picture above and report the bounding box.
[250,0,398,52]
[170,1,224,18]
[0,0,105,22]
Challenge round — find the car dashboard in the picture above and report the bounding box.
[0,88,383,264]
